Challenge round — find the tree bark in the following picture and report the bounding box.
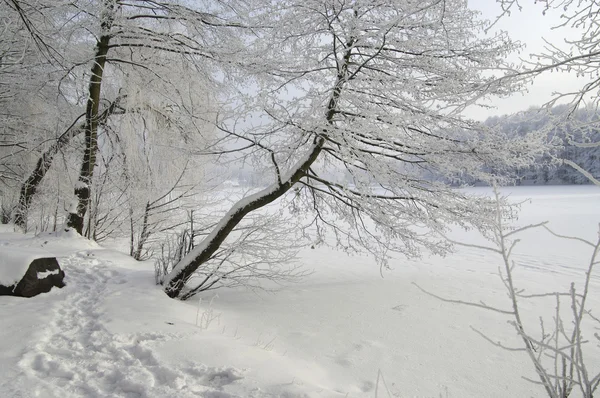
[66,23,112,234]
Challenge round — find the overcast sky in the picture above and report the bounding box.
[465,0,586,120]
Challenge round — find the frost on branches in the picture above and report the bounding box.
[493,0,600,186]
[3,0,241,232]
[163,0,543,298]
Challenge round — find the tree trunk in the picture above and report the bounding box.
[14,123,83,229]
[15,91,123,230]
[132,202,151,260]
[164,38,355,298]
[163,140,324,298]
[66,29,112,234]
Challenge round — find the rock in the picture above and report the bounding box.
[0,257,65,298]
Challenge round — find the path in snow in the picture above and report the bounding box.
[16,250,243,398]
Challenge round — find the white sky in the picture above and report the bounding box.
[465,0,587,119]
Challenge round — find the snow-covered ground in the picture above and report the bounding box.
[1,185,599,397]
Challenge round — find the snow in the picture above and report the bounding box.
[0,186,599,397]
[0,226,93,286]
[37,269,60,279]
[0,244,54,286]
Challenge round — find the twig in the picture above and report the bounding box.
[412,282,514,315]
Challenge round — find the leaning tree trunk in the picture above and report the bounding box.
[163,39,355,299]
[15,94,124,230]
[66,7,114,234]
[163,140,324,298]
[14,121,83,229]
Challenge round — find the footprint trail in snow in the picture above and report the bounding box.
[17,251,243,398]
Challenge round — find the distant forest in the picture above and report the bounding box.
[484,105,600,185]
[227,105,600,187]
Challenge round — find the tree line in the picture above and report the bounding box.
[480,105,600,186]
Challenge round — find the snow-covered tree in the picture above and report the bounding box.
[105,63,214,255]
[163,0,543,298]
[494,0,600,185]
[1,0,76,228]
[7,0,237,232]
[478,105,600,185]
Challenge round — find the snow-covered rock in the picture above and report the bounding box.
[0,245,65,297]
[0,245,54,286]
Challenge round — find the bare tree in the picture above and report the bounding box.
[162,0,544,298]
[418,189,600,397]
